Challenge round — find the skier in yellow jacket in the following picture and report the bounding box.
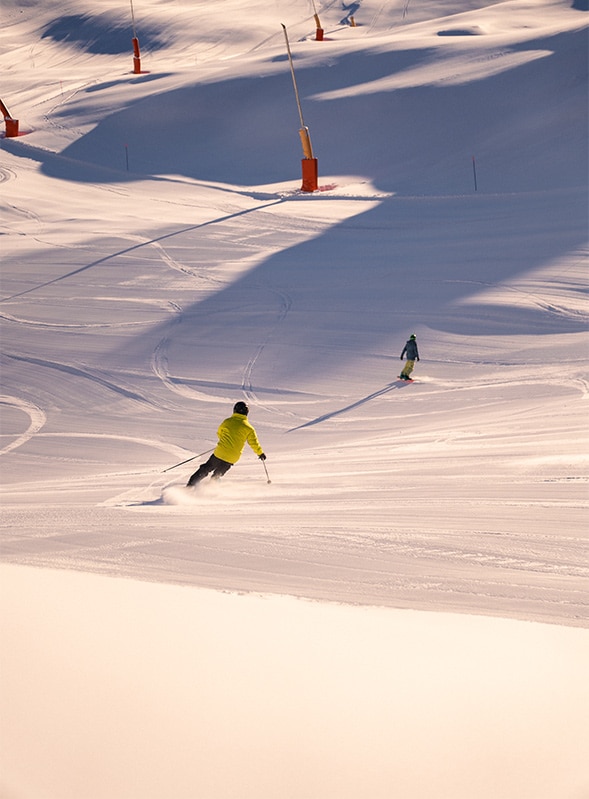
[187,402,266,486]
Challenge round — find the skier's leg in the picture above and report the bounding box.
[401,359,415,378]
[187,455,216,486]
[211,459,232,480]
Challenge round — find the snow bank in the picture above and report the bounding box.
[2,564,588,799]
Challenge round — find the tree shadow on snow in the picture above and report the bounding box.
[42,12,168,55]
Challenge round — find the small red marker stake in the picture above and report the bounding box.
[0,98,19,138]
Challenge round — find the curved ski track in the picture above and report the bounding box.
[241,284,293,409]
[0,395,47,456]
[4,353,155,407]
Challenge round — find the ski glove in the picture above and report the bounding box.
[259,453,267,461]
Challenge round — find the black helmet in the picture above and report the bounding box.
[233,401,249,415]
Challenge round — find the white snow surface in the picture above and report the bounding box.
[1,0,588,796]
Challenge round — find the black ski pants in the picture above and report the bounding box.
[187,454,232,486]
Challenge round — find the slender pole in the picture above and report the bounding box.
[130,0,137,39]
[281,24,306,129]
[261,459,272,484]
[472,155,478,192]
[162,447,214,473]
[310,0,322,29]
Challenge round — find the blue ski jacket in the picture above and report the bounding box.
[401,339,419,360]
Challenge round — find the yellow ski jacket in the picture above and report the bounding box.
[214,412,264,464]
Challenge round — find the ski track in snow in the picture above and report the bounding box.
[151,305,242,405]
[4,353,155,406]
[0,190,285,304]
[0,305,168,329]
[0,166,16,184]
[145,204,332,409]
[241,284,293,408]
[2,499,587,626]
[0,395,46,455]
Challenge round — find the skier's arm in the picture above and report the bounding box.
[246,426,264,458]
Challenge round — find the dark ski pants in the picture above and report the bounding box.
[187,454,232,486]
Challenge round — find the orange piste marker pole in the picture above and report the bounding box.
[281,24,319,192]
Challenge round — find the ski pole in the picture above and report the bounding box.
[261,458,271,484]
[162,448,214,473]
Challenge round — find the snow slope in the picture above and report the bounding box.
[1,0,587,625]
[1,0,588,794]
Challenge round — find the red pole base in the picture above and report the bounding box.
[5,118,19,137]
[301,158,318,192]
[315,28,324,41]
[132,37,141,73]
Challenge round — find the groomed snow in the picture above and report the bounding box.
[1,0,588,796]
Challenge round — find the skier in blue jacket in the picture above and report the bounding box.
[399,333,420,380]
